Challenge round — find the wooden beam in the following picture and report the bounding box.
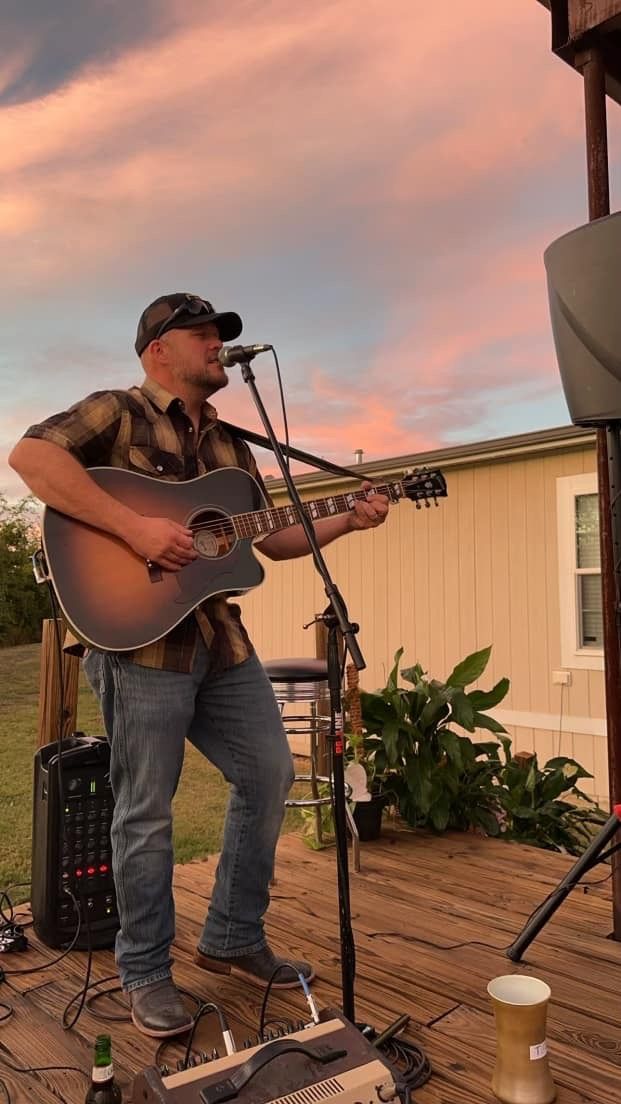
[37,618,79,748]
[570,1,621,38]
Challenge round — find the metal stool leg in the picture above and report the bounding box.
[310,702,323,846]
[274,682,361,868]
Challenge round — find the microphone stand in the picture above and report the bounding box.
[237,354,363,1024]
[505,804,621,961]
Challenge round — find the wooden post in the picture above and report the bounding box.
[578,46,621,939]
[37,618,79,748]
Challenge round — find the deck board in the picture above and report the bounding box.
[1,826,619,1103]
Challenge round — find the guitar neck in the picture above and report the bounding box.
[232,482,404,539]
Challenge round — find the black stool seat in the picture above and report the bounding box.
[263,658,328,682]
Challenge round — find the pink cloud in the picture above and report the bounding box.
[1,0,609,496]
[0,0,593,295]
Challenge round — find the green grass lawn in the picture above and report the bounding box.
[0,644,302,903]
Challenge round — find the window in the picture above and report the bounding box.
[557,473,604,670]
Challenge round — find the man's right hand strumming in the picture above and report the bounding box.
[125,516,197,572]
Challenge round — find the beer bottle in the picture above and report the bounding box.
[84,1034,122,1103]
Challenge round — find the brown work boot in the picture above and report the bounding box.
[194,945,315,989]
[129,979,194,1038]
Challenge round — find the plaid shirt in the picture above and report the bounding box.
[24,378,273,673]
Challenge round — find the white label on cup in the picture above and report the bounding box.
[530,1042,547,1060]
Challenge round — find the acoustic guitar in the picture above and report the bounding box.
[39,465,447,651]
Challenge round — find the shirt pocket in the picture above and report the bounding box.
[127,446,184,480]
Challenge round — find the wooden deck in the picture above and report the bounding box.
[2,826,620,1103]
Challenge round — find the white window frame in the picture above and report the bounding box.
[557,472,604,671]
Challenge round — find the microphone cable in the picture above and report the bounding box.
[269,348,291,473]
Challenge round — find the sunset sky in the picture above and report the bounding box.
[2,0,621,499]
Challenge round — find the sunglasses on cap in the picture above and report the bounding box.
[154,295,217,342]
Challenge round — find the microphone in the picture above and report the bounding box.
[218,344,272,367]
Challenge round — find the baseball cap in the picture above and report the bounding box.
[135,293,243,355]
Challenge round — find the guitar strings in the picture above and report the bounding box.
[185,482,411,536]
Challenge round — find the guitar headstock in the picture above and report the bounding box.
[400,467,447,507]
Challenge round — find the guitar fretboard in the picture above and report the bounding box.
[232,482,404,539]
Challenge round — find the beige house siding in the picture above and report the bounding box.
[238,428,609,806]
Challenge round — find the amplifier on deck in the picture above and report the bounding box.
[133,1013,399,1104]
[31,734,119,950]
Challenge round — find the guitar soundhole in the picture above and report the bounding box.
[190,509,235,560]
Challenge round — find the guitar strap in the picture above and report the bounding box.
[219,420,366,482]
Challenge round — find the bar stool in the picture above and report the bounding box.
[264,657,360,872]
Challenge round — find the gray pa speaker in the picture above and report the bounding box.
[545,210,621,425]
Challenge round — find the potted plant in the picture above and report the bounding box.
[492,739,607,855]
[358,645,606,850]
[358,644,511,834]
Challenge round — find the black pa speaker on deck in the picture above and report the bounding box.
[545,210,621,425]
[31,733,119,949]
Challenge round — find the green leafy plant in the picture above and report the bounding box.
[491,737,607,855]
[0,493,50,646]
[358,645,605,853]
[298,782,335,850]
[359,644,508,833]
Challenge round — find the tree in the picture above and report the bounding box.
[0,494,51,646]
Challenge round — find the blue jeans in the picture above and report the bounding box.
[83,644,294,992]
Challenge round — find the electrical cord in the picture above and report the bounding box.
[0,591,96,1033]
[258,962,311,1040]
[357,1013,431,1100]
[0,885,82,1029]
[61,913,93,1031]
[84,976,127,1022]
[182,1002,231,1070]
[377,1035,432,1100]
[270,348,290,473]
[368,842,621,957]
[153,997,234,1073]
[0,886,33,930]
[0,1044,89,1085]
[63,975,204,1035]
[0,885,33,970]
[0,887,82,976]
